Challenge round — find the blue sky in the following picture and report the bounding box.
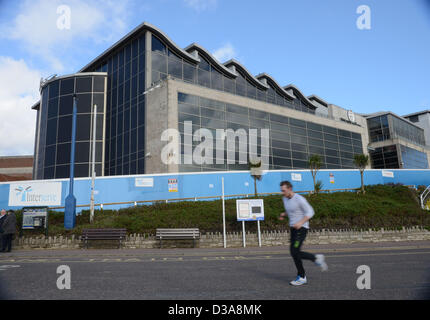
[0,0,429,155]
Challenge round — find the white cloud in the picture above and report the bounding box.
[2,0,135,73]
[212,43,237,62]
[0,57,41,156]
[184,0,217,12]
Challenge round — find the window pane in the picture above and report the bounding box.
[57,116,72,143]
[152,35,166,53]
[76,77,92,93]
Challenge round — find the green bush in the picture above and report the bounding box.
[17,184,430,236]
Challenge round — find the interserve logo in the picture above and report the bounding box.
[14,185,57,203]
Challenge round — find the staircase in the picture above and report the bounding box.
[420,185,430,210]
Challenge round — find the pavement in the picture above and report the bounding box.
[0,241,429,300]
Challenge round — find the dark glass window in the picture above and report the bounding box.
[76,77,92,93]
[49,81,59,99]
[46,118,57,146]
[152,52,167,74]
[56,143,71,165]
[139,33,146,54]
[198,69,211,87]
[211,69,223,91]
[152,35,166,53]
[60,78,74,95]
[75,142,90,163]
[44,145,56,167]
[76,93,92,113]
[43,166,55,180]
[168,56,183,79]
[183,63,196,83]
[59,95,73,116]
[93,76,105,92]
[76,114,91,141]
[75,164,89,177]
[57,116,72,143]
[55,165,70,179]
[48,98,58,119]
[198,56,211,72]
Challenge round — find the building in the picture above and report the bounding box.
[403,110,430,146]
[364,112,429,169]
[0,156,33,181]
[29,22,428,180]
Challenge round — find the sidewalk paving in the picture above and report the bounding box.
[1,240,429,258]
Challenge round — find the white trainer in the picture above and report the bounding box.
[290,276,307,286]
[315,254,328,271]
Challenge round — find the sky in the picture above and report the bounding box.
[0,0,429,156]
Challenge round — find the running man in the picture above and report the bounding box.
[279,181,327,286]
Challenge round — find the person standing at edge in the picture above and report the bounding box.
[1,210,16,253]
[279,181,328,286]
[0,209,7,250]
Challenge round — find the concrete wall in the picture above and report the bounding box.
[12,227,430,250]
[1,168,429,212]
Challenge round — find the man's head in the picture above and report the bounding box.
[0,209,6,216]
[280,181,294,198]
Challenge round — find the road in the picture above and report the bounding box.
[0,241,429,300]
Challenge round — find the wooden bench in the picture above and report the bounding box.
[155,228,200,248]
[81,228,127,249]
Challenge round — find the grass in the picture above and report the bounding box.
[15,184,430,236]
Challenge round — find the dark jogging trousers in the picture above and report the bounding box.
[290,227,316,278]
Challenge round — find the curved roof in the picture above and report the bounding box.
[283,84,317,109]
[255,73,295,100]
[79,22,199,72]
[30,22,330,115]
[184,43,237,78]
[223,59,269,90]
[308,94,329,107]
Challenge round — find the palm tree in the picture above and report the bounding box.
[248,160,263,197]
[308,154,322,194]
[354,154,369,194]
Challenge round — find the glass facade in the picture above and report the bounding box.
[367,113,425,146]
[34,74,106,179]
[90,32,147,176]
[391,116,425,146]
[369,145,399,169]
[400,145,429,169]
[367,113,428,169]
[177,93,363,172]
[367,115,390,143]
[151,35,316,115]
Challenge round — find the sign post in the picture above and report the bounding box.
[236,199,264,248]
[64,95,77,230]
[242,221,246,248]
[90,104,97,224]
[222,177,226,249]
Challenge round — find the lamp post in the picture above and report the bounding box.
[64,95,78,229]
[90,104,97,223]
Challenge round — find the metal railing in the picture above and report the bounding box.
[49,187,360,211]
[420,185,430,210]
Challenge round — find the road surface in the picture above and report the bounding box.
[0,241,429,300]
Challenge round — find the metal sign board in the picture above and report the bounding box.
[135,177,154,187]
[9,182,61,207]
[22,207,48,230]
[236,199,264,221]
